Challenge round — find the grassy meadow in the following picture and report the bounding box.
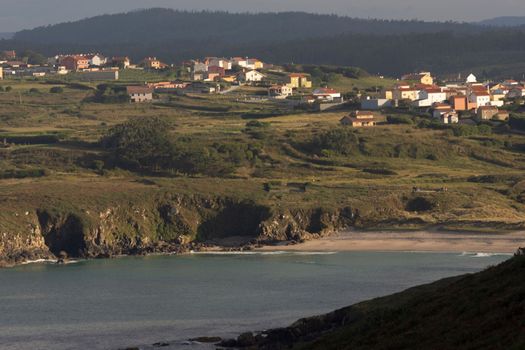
[0,73,525,236]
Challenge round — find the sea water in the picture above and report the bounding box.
[0,251,511,350]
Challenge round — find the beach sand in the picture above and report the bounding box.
[255,230,525,254]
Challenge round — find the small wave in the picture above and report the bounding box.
[460,252,513,258]
[20,259,81,266]
[192,251,337,256]
[20,259,56,265]
[290,251,338,256]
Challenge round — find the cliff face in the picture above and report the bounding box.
[0,194,356,267]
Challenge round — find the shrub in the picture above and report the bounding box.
[313,128,360,155]
[102,117,175,171]
[387,115,414,125]
[452,124,492,137]
[29,88,40,94]
[246,120,270,128]
[5,86,12,92]
[50,86,64,93]
[509,115,525,131]
[406,197,435,212]
[0,169,47,179]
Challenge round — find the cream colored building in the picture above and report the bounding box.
[287,73,312,89]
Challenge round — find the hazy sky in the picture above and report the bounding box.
[1,0,525,32]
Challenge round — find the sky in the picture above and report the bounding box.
[1,0,525,32]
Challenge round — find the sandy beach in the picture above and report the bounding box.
[255,230,525,254]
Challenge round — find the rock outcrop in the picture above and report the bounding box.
[0,194,356,267]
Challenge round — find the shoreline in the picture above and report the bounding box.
[255,229,525,254]
[3,229,524,268]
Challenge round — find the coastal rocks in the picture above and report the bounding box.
[1,195,355,267]
[258,206,356,243]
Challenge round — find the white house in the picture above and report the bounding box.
[413,88,447,107]
[392,84,421,101]
[312,88,342,101]
[239,70,265,83]
[193,62,208,73]
[468,91,491,109]
[87,54,106,67]
[268,85,293,99]
[432,103,455,119]
[208,58,232,70]
[127,86,154,103]
[466,73,477,84]
[231,57,248,67]
[361,97,392,110]
[441,110,459,124]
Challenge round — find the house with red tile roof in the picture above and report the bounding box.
[127,86,154,103]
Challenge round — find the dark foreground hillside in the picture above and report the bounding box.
[222,251,525,349]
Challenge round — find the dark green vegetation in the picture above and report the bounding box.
[1,77,525,266]
[3,9,525,77]
[222,251,525,350]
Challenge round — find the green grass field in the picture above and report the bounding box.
[0,73,524,245]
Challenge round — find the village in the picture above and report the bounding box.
[0,50,524,128]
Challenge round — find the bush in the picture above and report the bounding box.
[50,86,64,93]
[2,134,60,144]
[102,117,175,171]
[313,128,360,155]
[102,117,238,177]
[406,197,435,212]
[387,115,414,125]
[509,115,525,131]
[246,120,270,128]
[0,169,47,179]
[5,86,12,92]
[29,88,40,94]
[452,124,492,137]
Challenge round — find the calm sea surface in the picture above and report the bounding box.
[0,251,510,350]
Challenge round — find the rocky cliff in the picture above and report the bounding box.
[0,193,356,267]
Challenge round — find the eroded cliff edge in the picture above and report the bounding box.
[2,176,524,267]
[0,193,356,267]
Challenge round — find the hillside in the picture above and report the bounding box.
[13,9,482,45]
[0,33,13,40]
[478,16,525,27]
[222,252,525,349]
[6,9,525,76]
[1,77,525,267]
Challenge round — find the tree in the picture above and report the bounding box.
[314,128,360,155]
[102,117,176,172]
[20,50,47,65]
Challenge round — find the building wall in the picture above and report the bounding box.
[420,75,433,85]
[450,96,467,111]
[130,93,153,102]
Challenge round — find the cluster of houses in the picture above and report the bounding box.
[0,50,172,80]
[2,49,522,127]
[362,72,517,124]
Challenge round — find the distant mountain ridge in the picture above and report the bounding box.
[3,9,525,77]
[478,16,525,27]
[13,8,483,45]
[0,33,13,40]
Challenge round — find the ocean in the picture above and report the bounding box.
[0,251,511,349]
